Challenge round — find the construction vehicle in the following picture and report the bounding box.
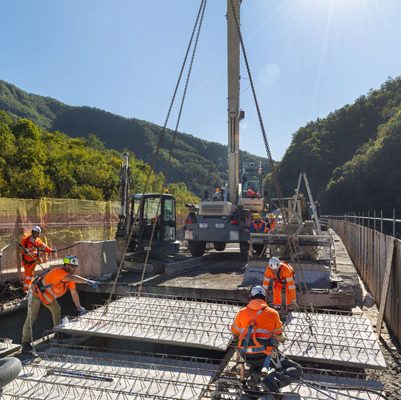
[115,153,179,264]
[183,0,260,258]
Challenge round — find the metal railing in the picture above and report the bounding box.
[321,209,401,237]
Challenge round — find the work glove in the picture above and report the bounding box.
[87,280,99,289]
[77,306,87,316]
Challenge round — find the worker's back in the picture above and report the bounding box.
[231,298,282,355]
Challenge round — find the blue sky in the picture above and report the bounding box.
[1,0,401,159]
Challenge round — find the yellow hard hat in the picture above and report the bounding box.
[252,213,261,220]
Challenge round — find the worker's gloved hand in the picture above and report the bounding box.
[77,306,87,316]
[87,280,99,289]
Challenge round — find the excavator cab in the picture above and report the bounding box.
[129,193,179,256]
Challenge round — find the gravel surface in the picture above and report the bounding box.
[363,306,401,399]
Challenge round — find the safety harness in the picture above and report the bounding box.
[238,307,277,355]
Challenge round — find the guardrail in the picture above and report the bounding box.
[321,210,401,237]
[328,218,401,345]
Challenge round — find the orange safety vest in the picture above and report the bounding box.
[262,263,296,305]
[231,299,282,355]
[21,235,51,265]
[250,221,266,233]
[33,267,76,305]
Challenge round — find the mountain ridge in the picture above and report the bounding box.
[0,79,268,196]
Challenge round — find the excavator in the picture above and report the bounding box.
[115,153,179,266]
[183,0,264,259]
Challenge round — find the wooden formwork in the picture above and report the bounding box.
[329,220,401,344]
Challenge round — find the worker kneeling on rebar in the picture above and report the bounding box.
[21,255,98,352]
[230,286,301,394]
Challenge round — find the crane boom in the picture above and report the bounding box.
[227,0,240,204]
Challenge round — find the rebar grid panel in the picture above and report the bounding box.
[282,312,386,369]
[206,369,385,400]
[1,346,221,400]
[54,296,240,351]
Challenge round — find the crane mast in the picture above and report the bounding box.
[227,0,240,204]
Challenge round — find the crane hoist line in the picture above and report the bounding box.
[108,0,208,306]
[182,0,286,259]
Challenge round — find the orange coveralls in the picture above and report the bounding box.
[20,234,52,291]
[262,262,296,307]
[231,299,283,356]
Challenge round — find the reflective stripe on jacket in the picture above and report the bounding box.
[262,262,296,301]
[231,299,282,355]
[21,235,51,264]
[33,267,76,305]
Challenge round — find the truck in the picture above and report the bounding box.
[183,0,263,258]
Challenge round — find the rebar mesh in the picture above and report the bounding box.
[281,312,386,369]
[54,295,240,350]
[1,345,221,400]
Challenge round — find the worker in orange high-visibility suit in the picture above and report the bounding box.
[231,286,284,378]
[21,255,99,352]
[20,226,56,291]
[263,257,296,308]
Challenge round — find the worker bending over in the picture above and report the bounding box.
[20,226,56,291]
[263,257,296,309]
[231,286,284,380]
[250,214,266,233]
[21,255,98,351]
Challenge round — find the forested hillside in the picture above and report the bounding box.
[0,110,198,206]
[0,80,267,196]
[267,77,401,213]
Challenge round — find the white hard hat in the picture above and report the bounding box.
[250,285,266,298]
[269,257,281,270]
[32,226,42,234]
[63,255,79,267]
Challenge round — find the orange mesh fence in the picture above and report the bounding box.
[0,197,119,282]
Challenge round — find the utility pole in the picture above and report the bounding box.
[227,0,240,204]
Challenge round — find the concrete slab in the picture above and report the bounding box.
[1,345,220,399]
[242,260,332,289]
[282,312,387,369]
[54,295,240,351]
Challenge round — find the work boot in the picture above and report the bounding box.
[21,343,33,353]
[249,372,260,388]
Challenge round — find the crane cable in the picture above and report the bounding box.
[137,0,208,298]
[104,0,207,311]
[228,0,315,326]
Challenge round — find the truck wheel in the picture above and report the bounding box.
[240,241,249,259]
[188,241,206,257]
[213,242,226,251]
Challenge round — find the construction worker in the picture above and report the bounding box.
[20,226,56,291]
[267,215,276,232]
[21,255,98,351]
[231,286,284,380]
[250,214,266,233]
[263,257,296,309]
